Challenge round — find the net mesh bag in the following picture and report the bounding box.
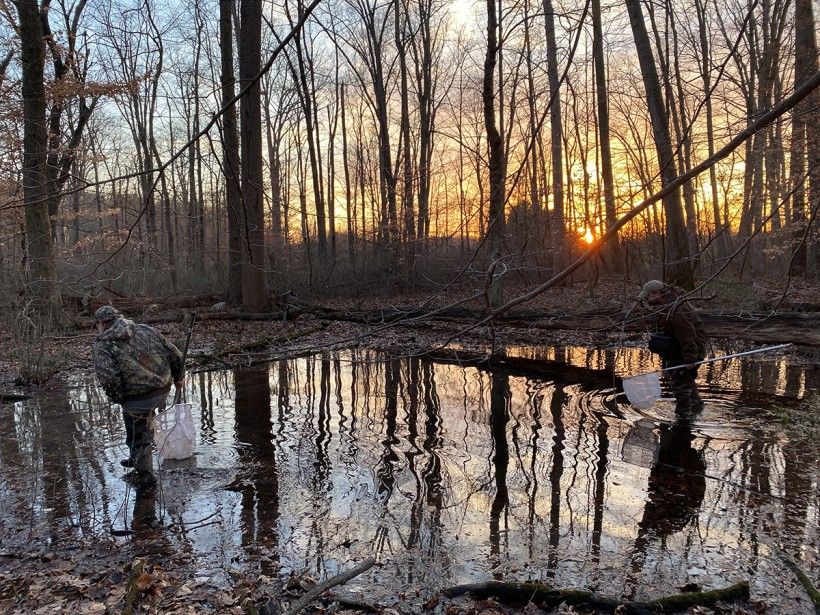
[621,418,660,468]
[622,372,661,409]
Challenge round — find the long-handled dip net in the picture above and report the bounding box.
[622,344,792,410]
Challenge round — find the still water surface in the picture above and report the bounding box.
[0,346,817,610]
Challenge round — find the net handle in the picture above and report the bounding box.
[659,343,791,373]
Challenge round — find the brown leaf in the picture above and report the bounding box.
[136,572,154,591]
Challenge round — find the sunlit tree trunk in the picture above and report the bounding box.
[625,0,693,287]
[239,0,267,310]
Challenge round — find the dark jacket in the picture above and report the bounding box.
[653,294,708,364]
[93,318,184,403]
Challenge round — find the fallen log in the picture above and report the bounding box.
[0,392,29,403]
[422,348,622,391]
[775,549,820,609]
[122,558,145,615]
[285,557,376,615]
[441,579,750,613]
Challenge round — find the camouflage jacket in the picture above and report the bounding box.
[92,318,184,403]
[653,294,708,364]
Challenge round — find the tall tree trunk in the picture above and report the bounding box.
[239,0,267,311]
[411,0,436,247]
[484,0,506,307]
[625,0,693,287]
[221,0,243,303]
[396,0,414,263]
[341,84,357,273]
[16,0,61,318]
[695,0,729,258]
[542,0,564,272]
[791,0,819,275]
[592,0,618,265]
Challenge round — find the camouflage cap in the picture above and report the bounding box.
[638,280,666,300]
[94,305,121,322]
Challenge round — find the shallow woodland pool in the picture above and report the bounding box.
[0,345,817,612]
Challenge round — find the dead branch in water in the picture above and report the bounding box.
[285,557,376,615]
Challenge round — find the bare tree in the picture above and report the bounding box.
[484,0,505,307]
[14,0,60,317]
[625,0,693,287]
[239,0,267,310]
[220,0,243,302]
[790,0,819,274]
[542,0,564,271]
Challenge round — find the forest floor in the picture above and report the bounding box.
[1,278,819,614]
[2,276,819,394]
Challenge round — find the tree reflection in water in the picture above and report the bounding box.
[0,348,815,607]
[232,365,279,575]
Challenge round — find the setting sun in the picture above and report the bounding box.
[578,227,595,244]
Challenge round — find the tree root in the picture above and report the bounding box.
[441,580,750,613]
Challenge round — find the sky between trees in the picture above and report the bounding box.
[0,0,817,315]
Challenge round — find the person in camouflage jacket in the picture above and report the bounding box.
[92,305,184,487]
[638,281,708,414]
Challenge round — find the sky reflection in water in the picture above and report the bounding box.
[0,346,817,610]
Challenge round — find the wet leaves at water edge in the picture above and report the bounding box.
[0,547,280,615]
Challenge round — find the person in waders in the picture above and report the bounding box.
[92,306,184,488]
[639,280,708,415]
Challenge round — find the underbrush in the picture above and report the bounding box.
[1,295,71,387]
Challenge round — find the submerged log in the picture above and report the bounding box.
[441,579,750,613]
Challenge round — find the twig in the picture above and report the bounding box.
[285,557,376,615]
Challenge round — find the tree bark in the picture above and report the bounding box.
[791,0,819,275]
[239,0,267,311]
[542,0,565,272]
[591,0,618,266]
[16,0,61,319]
[220,0,243,303]
[484,0,506,308]
[625,0,693,287]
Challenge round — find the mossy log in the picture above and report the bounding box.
[777,551,820,609]
[121,558,145,615]
[442,580,750,613]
